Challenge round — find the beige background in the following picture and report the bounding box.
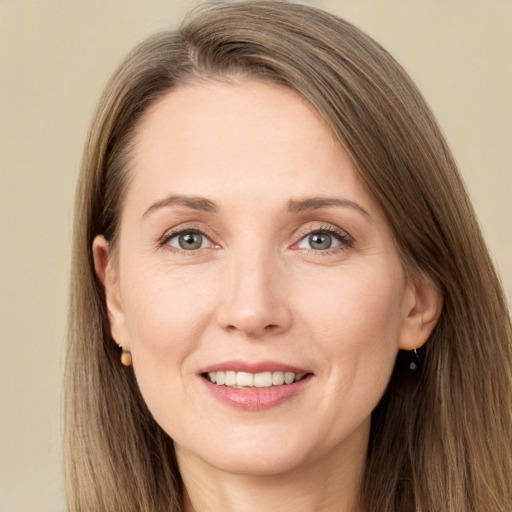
[0,1,510,510]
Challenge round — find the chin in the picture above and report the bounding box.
[176,433,313,477]
[209,452,307,477]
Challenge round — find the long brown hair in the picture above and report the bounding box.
[65,2,512,511]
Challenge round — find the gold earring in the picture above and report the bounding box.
[119,344,132,367]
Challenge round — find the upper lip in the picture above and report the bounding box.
[200,360,311,375]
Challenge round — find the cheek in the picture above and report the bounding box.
[119,264,219,401]
[292,266,404,440]
[295,263,405,381]
[122,262,217,345]
[300,261,404,334]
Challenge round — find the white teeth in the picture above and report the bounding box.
[254,372,272,388]
[225,371,237,386]
[206,370,307,388]
[284,372,295,384]
[272,371,285,385]
[236,372,254,387]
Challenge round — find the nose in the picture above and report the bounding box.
[216,247,293,338]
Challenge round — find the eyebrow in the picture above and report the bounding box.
[142,194,219,218]
[142,194,371,220]
[287,197,372,219]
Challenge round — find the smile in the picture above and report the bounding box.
[200,362,314,410]
[206,370,307,388]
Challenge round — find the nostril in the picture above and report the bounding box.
[217,298,293,336]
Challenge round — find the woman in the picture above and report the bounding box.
[65,1,512,511]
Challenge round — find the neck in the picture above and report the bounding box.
[177,428,367,512]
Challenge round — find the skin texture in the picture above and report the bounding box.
[94,81,442,512]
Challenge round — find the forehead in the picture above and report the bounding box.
[126,80,374,214]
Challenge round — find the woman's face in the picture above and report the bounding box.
[98,80,429,477]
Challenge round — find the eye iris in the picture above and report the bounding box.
[178,232,202,250]
[309,232,332,250]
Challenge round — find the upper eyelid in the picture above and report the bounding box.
[158,224,213,245]
[294,223,352,241]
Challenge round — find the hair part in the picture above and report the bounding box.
[65,2,512,511]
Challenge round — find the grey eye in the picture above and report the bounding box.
[297,231,342,251]
[167,231,210,250]
[308,233,333,250]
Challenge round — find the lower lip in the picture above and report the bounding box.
[201,375,313,411]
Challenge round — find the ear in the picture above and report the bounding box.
[92,235,127,348]
[398,272,443,351]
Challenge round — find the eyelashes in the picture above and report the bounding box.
[294,225,354,254]
[158,223,355,256]
[164,229,213,251]
[158,225,216,254]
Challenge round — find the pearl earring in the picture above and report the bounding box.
[118,344,132,367]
